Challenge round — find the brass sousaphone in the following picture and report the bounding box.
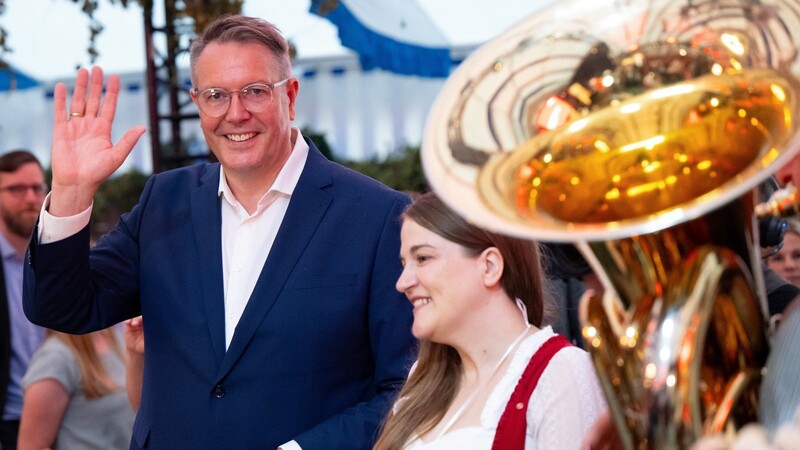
[422,0,800,448]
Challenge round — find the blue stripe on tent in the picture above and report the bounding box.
[310,1,451,78]
[0,67,40,91]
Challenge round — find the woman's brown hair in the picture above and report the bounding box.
[51,328,125,399]
[374,191,547,449]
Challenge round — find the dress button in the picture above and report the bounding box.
[213,385,226,398]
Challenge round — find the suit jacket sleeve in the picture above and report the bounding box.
[22,176,153,333]
[293,195,416,450]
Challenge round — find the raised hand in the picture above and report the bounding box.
[580,411,623,450]
[124,316,145,411]
[49,66,146,217]
[124,316,145,356]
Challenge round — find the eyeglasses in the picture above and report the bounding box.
[0,183,48,197]
[191,79,290,118]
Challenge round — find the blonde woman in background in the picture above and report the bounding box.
[17,328,134,450]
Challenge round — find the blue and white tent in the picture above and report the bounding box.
[309,0,558,78]
[310,0,456,77]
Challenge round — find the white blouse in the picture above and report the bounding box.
[403,327,607,450]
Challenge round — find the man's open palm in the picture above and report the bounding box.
[49,66,146,216]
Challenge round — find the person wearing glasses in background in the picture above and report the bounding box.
[0,150,47,450]
[22,15,415,450]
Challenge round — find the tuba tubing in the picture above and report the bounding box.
[578,193,770,449]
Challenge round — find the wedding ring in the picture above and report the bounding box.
[70,112,84,117]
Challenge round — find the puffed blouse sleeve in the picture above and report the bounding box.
[525,346,607,450]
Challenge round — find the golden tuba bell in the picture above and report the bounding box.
[421,0,800,448]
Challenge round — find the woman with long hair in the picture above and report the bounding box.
[375,191,606,450]
[17,328,134,449]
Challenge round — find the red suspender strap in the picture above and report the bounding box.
[491,334,572,450]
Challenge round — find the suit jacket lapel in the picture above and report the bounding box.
[216,141,333,379]
[191,164,226,366]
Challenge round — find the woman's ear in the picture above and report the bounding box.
[481,247,504,287]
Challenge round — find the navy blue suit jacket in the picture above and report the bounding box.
[23,140,416,449]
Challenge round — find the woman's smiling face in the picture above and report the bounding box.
[395,219,486,342]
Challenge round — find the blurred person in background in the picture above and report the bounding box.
[17,328,134,450]
[766,230,800,287]
[0,150,47,450]
[756,153,800,440]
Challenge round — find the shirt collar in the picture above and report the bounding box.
[217,127,310,207]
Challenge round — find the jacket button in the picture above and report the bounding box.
[213,385,225,398]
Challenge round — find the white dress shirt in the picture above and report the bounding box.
[218,131,308,348]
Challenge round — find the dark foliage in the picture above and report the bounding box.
[341,145,428,195]
[91,170,148,238]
